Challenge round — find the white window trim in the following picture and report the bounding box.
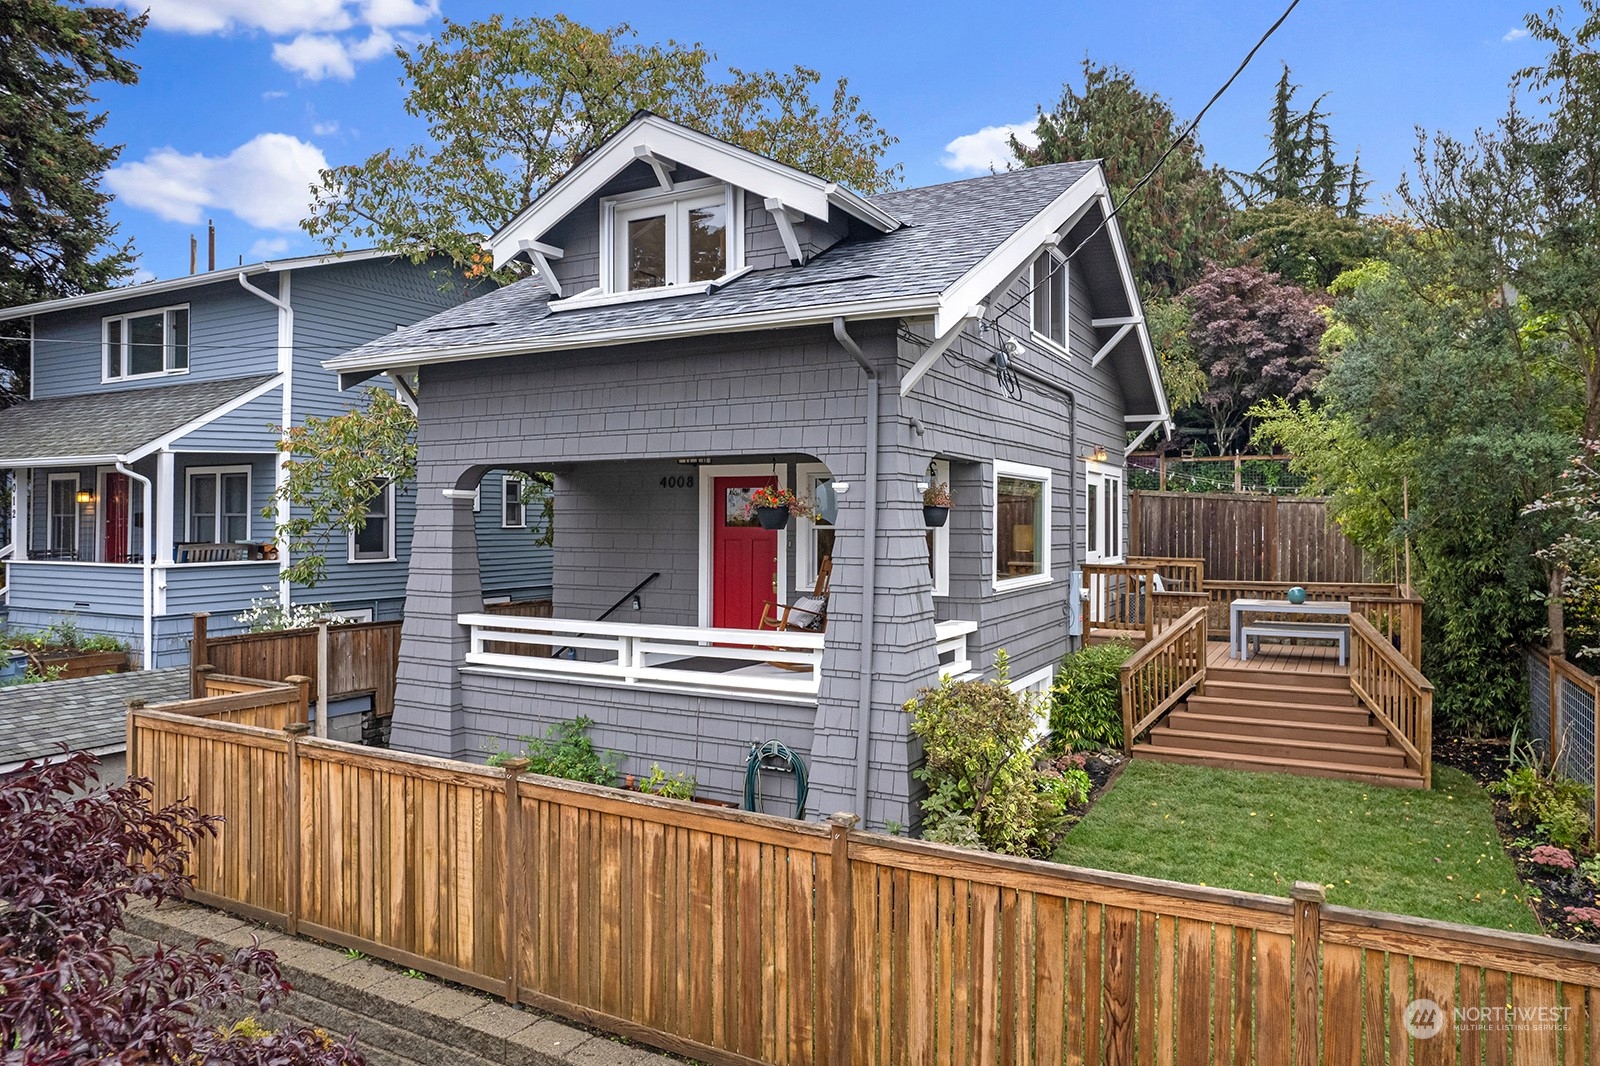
[599,179,743,296]
[992,460,1053,593]
[1085,459,1125,564]
[1029,253,1069,358]
[794,463,832,592]
[102,303,191,383]
[46,473,80,556]
[695,462,789,629]
[348,480,396,563]
[501,474,528,529]
[925,459,951,598]
[184,465,252,543]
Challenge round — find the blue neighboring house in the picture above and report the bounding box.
[0,251,552,667]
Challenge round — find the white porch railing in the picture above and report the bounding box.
[935,619,978,679]
[458,613,826,700]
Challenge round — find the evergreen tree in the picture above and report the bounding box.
[1011,59,1234,298]
[0,0,143,405]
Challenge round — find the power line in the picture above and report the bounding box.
[991,0,1305,326]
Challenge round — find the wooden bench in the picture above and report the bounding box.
[175,542,256,563]
[1241,620,1350,666]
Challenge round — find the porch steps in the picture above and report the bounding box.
[1133,661,1426,789]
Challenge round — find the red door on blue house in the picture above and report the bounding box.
[102,473,129,563]
[712,475,779,630]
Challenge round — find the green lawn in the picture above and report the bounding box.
[1055,761,1541,934]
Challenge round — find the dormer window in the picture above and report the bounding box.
[605,181,736,293]
[104,305,189,381]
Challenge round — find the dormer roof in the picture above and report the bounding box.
[488,112,901,270]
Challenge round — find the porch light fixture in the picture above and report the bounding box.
[75,489,93,504]
[830,481,850,493]
[1090,446,1108,463]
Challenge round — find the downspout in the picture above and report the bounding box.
[115,460,154,670]
[239,270,294,609]
[831,318,878,820]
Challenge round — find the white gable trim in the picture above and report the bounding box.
[490,114,898,269]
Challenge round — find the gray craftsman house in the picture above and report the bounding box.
[326,114,1169,826]
[0,252,551,666]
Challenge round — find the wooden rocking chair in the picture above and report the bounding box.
[759,558,831,670]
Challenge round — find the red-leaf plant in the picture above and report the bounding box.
[0,750,365,1064]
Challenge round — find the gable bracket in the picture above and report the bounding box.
[1089,322,1135,369]
[1092,315,1141,328]
[518,240,565,298]
[1124,418,1167,455]
[899,306,985,397]
[633,145,677,190]
[763,198,806,265]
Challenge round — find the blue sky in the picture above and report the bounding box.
[97,0,1544,282]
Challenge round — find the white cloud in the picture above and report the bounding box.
[262,89,289,101]
[106,133,329,231]
[941,121,1040,174]
[122,0,435,78]
[312,120,341,136]
[1503,27,1530,41]
[274,27,397,81]
[249,237,293,259]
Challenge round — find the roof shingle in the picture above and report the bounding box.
[0,668,190,767]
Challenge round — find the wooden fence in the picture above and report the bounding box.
[190,613,401,717]
[127,704,1600,1065]
[1527,647,1600,828]
[1130,491,1381,584]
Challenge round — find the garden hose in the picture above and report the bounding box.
[743,740,808,820]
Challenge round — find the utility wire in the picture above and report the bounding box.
[991,0,1305,326]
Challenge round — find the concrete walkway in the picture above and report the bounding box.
[122,900,697,1066]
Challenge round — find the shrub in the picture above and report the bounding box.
[0,750,364,1063]
[6,614,130,654]
[1529,844,1577,871]
[236,591,355,633]
[1049,642,1135,751]
[1492,751,1594,851]
[637,763,696,800]
[489,716,620,786]
[904,652,1067,857]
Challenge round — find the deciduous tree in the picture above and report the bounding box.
[302,14,901,275]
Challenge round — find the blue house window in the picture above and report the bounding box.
[187,467,250,543]
[350,481,395,562]
[104,305,189,381]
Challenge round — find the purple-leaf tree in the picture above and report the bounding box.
[1184,261,1328,452]
[0,751,365,1065]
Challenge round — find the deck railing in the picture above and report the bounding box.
[1119,605,1207,749]
[1348,612,1433,787]
[458,613,826,700]
[1082,562,1160,642]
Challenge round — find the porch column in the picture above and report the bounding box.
[154,449,175,565]
[10,468,26,560]
[388,461,483,759]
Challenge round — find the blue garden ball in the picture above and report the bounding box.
[1286,586,1307,605]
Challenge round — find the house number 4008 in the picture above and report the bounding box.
[659,475,695,489]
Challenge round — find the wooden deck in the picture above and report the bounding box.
[1204,637,1349,677]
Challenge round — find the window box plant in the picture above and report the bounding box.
[923,481,952,527]
[747,485,801,530]
[8,618,131,678]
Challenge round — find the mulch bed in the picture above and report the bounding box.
[1044,749,1127,832]
[1435,733,1600,944]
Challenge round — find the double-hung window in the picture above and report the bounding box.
[502,475,528,528]
[608,183,732,293]
[46,474,80,558]
[104,306,189,381]
[993,461,1052,590]
[1030,252,1067,352]
[187,467,250,543]
[350,481,395,562]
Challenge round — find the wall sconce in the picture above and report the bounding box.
[831,481,851,493]
[1089,446,1108,463]
[630,595,642,611]
[75,489,93,504]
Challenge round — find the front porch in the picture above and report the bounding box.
[1089,557,1434,788]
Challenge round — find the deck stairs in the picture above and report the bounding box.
[1132,656,1427,789]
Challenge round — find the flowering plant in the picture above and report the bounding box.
[923,481,953,507]
[746,486,800,513]
[1529,843,1578,871]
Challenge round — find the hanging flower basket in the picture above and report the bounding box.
[746,485,801,530]
[922,481,953,527]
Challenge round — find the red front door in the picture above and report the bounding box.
[713,476,779,630]
[102,473,129,563]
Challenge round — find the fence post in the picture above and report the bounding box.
[191,613,209,698]
[1266,495,1280,583]
[826,812,859,1066]
[284,722,309,935]
[501,757,529,1005]
[1291,881,1324,1066]
[285,674,313,732]
[1548,651,1561,766]
[316,620,330,739]
[125,698,145,778]
[1158,455,1167,491]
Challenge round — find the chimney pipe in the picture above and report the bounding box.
[207,220,215,272]
[189,235,197,274]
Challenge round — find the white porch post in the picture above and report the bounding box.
[155,449,176,565]
[10,468,27,560]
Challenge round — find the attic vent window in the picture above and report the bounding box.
[604,180,737,294]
